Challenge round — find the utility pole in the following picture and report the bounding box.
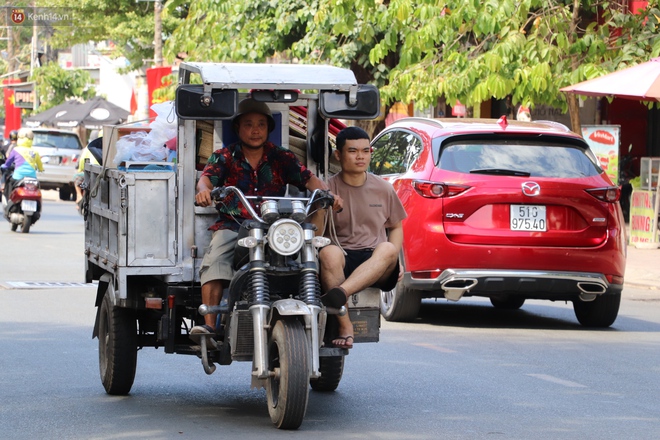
[153,0,163,67]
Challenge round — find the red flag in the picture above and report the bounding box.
[146,66,172,118]
[129,89,138,116]
[3,78,22,138]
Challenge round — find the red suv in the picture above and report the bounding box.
[371,117,626,327]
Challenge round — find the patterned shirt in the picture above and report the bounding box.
[201,141,312,231]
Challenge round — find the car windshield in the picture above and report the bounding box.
[438,141,601,178]
[33,132,82,150]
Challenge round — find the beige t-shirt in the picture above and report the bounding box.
[327,172,407,250]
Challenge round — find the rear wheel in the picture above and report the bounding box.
[573,292,621,328]
[267,319,309,429]
[490,295,525,310]
[310,356,344,392]
[59,185,73,201]
[380,280,422,322]
[98,285,138,395]
[20,215,31,233]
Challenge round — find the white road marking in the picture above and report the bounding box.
[414,342,457,353]
[526,373,587,388]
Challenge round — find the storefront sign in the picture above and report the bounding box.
[14,88,35,109]
[581,125,621,185]
[629,189,658,246]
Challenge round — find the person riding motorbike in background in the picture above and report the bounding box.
[1,128,44,202]
[5,130,18,156]
[0,130,18,191]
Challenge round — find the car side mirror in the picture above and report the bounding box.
[175,85,238,120]
[319,84,380,120]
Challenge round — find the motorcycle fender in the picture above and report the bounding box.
[269,299,311,319]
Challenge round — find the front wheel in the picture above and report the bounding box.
[98,284,138,395]
[380,280,422,322]
[573,292,621,328]
[267,319,309,430]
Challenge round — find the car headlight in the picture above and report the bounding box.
[268,219,304,256]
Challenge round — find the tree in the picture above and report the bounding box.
[362,0,660,131]
[166,0,659,133]
[42,0,186,71]
[30,63,97,112]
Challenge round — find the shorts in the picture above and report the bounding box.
[199,229,239,285]
[343,249,399,292]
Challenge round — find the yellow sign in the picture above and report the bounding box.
[629,189,658,246]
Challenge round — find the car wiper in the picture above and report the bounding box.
[469,168,531,177]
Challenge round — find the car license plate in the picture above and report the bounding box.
[21,200,38,212]
[510,205,546,231]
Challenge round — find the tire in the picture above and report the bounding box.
[489,295,525,310]
[310,356,344,392]
[573,292,621,328]
[59,185,73,201]
[98,285,138,395]
[20,215,31,233]
[11,222,18,232]
[266,319,309,430]
[380,280,422,322]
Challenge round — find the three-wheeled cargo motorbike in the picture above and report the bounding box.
[83,62,381,429]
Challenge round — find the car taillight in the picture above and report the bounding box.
[586,186,620,203]
[413,180,470,198]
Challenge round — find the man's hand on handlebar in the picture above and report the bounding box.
[330,192,344,212]
[195,188,213,207]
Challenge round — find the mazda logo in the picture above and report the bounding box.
[522,181,540,196]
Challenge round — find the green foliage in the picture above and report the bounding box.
[30,63,96,112]
[166,0,659,114]
[40,0,186,71]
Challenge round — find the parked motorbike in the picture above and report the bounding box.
[2,171,42,233]
[196,185,343,429]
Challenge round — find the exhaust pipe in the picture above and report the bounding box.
[441,278,478,301]
[577,281,607,302]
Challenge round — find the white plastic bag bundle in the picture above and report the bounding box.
[148,101,177,150]
[113,131,168,165]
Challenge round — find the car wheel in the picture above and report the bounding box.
[59,185,73,201]
[489,295,525,310]
[380,280,422,322]
[573,292,621,328]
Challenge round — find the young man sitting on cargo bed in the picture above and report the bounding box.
[319,126,407,348]
[193,98,341,338]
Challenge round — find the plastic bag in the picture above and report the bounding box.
[113,131,168,165]
[148,101,177,149]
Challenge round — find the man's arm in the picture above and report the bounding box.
[195,175,214,207]
[387,222,404,253]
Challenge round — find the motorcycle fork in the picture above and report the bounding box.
[244,227,271,380]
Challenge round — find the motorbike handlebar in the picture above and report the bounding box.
[200,186,335,223]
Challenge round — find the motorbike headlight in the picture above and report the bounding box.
[268,219,304,256]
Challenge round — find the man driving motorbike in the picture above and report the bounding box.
[193,98,342,339]
[319,126,407,348]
